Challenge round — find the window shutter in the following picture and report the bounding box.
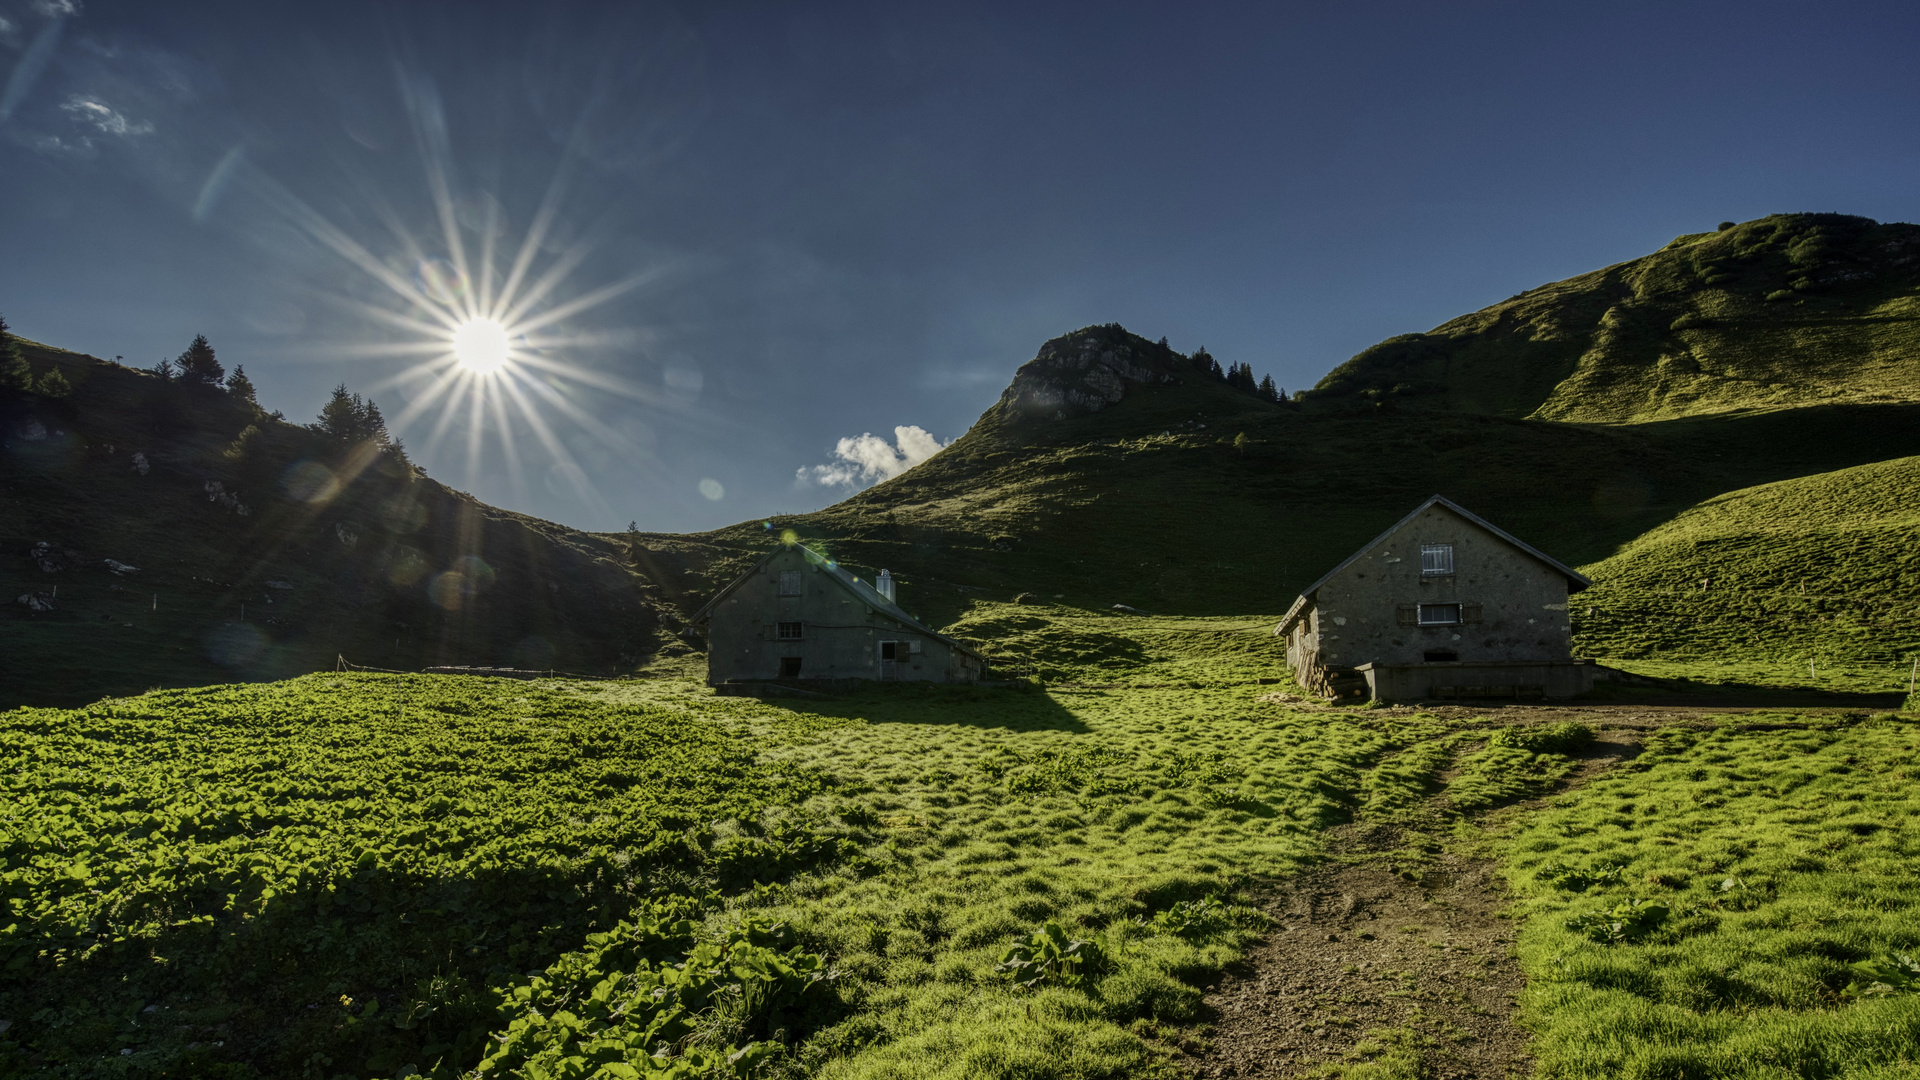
[1463,603,1483,624]
[1396,605,1417,626]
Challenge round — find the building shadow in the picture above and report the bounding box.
[767,681,1092,733]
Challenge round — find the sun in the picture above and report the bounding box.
[452,318,511,374]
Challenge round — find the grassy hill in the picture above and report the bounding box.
[1575,454,1920,663]
[1304,213,1920,422]
[1,340,677,707]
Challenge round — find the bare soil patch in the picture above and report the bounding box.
[1183,728,1648,1079]
[1186,844,1527,1079]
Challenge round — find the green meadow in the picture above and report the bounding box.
[4,613,1917,1079]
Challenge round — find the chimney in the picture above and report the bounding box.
[877,569,895,603]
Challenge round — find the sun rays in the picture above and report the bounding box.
[242,72,698,522]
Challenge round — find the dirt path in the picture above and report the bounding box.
[1183,729,1644,1079]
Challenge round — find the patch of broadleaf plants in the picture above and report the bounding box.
[0,674,859,1078]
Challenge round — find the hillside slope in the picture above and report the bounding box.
[2,341,676,706]
[634,322,1920,643]
[1305,214,1920,422]
[1573,455,1920,662]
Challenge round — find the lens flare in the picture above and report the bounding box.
[452,318,511,374]
[244,72,699,522]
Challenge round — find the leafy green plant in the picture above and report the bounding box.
[996,921,1107,989]
[1565,898,1670,944]
[1843,952,1920,997]
[1149,897,1232,940]
[1489,723,1594,754]
[474,915,835,1078]
[1537,860,1627,892]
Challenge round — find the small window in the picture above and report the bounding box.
[778,570,803,596]
[778,657,802,678]
[1420,543,1454,576]
[777,621,803,640]
[1417,602,1462,626]
[880,641,900,660]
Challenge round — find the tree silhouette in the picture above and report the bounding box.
[313,382,410,465]
[176,335,225,385]
[0,314,29,391]
[224,364,258,405]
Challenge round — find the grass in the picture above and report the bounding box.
[1574,455,1920,668]
[1498,713,1920,1078]
[3,608,1919,1078]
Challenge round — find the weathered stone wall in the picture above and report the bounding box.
[1308,503,1575,668]
[705,547,982,684]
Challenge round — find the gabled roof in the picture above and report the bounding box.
[1273,495,1592,636]
[692,543,984,660]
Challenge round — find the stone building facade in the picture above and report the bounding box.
[1274,496,1594,702]
[694,543,985,687]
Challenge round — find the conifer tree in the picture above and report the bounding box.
[224,364,258,405]
[313,382,407,464]
[315,383,373,443]
[35,368,71,397]
[176,334,224,386]
[1258,373,1280,402]
[0,313,30,391]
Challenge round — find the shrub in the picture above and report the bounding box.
[1489,722,1593,755]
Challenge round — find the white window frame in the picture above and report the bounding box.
[777,621,804,640]
[1420,543,1454,576]
[1417,602,1462,626]
[778,570,803,596]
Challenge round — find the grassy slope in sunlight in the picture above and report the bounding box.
[1499,716,1920,1079]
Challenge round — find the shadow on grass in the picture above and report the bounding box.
[777,681,1091,733]
[1584,672,1906,709]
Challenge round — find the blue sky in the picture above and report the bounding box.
[3,0,1918,531]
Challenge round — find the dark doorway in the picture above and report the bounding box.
[779,657,803,677]
[1424,651,1459,662]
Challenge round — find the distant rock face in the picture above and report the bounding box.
[999,329,1176,420]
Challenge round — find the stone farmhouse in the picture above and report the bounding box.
[694,543,986,687]
[1274,496,1595,702]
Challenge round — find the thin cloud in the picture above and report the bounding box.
[60,93,151,135]
[32,0,81,16]
[797,424,947,489]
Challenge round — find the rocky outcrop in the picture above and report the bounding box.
[998,326,1180,421]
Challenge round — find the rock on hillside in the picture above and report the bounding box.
[994,324,1184,421]
[1305,214,1920,422]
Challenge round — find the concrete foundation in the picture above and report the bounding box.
[1356,659,1597,702]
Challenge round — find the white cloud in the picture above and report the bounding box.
[33,0,81,17]
[797,425,948,489]
[61,93,151,135]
